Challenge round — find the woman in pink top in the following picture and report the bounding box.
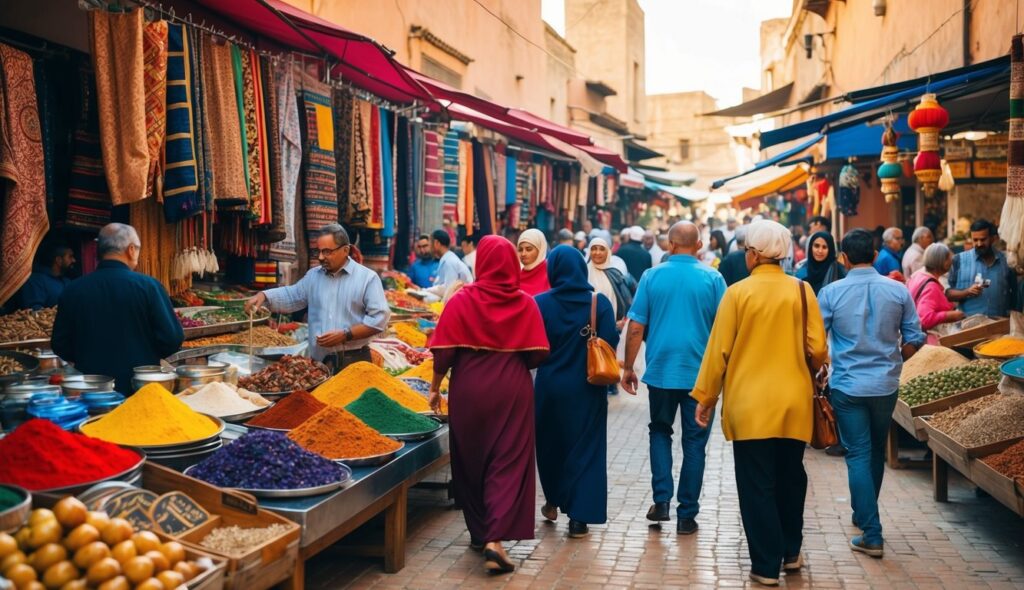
[906,243,965,343]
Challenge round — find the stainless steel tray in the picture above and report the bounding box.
[384,420,443,441]
[244,423,291,433]
[331,442,405,467]
[178,306,271,339]
[78,413,225,449]
[184,463,352,498]
[241,366,330,399]
[217,403,273,424]
[0,338,50,352]
[0,351,40,385]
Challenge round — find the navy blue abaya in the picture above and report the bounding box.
[534,246,619,524]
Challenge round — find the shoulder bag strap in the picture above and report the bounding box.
[798,280,815,376]
[590,293,598,339]
[913,277,939,303]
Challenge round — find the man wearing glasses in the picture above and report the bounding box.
[245,224,390,371]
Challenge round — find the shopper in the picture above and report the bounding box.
[617,226,652,282]
[692,220,829,586]
[717,227,750,286]
[701,230,727,269]
[807,215,831,237]
[643,230,666,267]
[245,224,390,371]
[622,221,726,535]
[534,245,619,539]
[556,228,575,247]
[428,236,549,574]
[431,228,473,289]
[587,238,635,328]
[407,235,439,288]
[796,231,846,295]
[908,243,964,344]
[461,235,478,278]
[17,244,75,310]
[818,229,926,560]
[901,226,933,278]
[518,228,551,296]
[872,227,904,276]
[946,219,1016,317]
[52,223,184,393]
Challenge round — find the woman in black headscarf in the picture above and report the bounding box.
[796,231,846,294]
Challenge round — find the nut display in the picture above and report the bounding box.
[0,308,56,343]
[897,361,1000,407]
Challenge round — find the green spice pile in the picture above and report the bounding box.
[946,394,1024,447]
[345,388,439,434]
[200,523,293,555]
[0,485,23,511]
[897,361,1000,406]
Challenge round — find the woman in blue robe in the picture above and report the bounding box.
[533,245,619,538]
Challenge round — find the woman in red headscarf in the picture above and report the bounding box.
[429,235,550,574]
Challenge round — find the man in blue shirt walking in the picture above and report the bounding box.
[872,227,904,276]
[622,221,726,535]
[818,229,926,559]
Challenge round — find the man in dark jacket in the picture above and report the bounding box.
[718,226,751,286]
[52,223,184,393]
[617,226,653,282]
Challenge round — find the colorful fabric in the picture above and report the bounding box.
[270,61,301,259]
[252,52,272,226]
[188,27,212,210]
[421,130,445,232]
[200,35,248,202]
[239,48,267,221]
[368,106,383,229]
[332,88,353,222]
[347,99,373,226]
[91,9,149,206]
[300,76,339,267]
[230,45,251,208]
[259,57,285,242]
[380,108,395,238]
[1010,34,1023,197]
[0,43,48,306]
[163,23,200,222]
[442,130,459,221]
[142,20,167,199]
[65,61,112,231]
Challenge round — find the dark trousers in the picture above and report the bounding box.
[324,346,372,374]
[733,438,807,579]
[648,386,713,519]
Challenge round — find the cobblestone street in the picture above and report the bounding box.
[308,389,1024,589]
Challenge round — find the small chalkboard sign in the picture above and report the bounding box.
[149,491,211,536]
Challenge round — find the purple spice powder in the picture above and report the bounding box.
[189,430,344,489]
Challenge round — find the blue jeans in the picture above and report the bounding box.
[830,389,897,545]
[648,386,714,519]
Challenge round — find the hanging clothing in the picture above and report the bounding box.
[91,9,150,206]
[240,49,270,223]
[187,27,212,211]
[347,99,373,225]
[367,106,383,229]
[332,88,353,223]
[270,61,301,258]
[162,23,200,221]
[534,246,619,524]
[379,108,395,238]
[65,60,113,231]
[259,57,285,242]
[442,130,460,221]
[472,140,495,236]
[0,43,49,307]
[200,35,248,202]
[142,20,167,199]
[299,76,339,268]
[421,130,445,232]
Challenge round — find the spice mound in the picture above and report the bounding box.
[178,382,271,418]
[239,355,330,392]
[0,419,141,490]
[246,390,326,430]
[0,306,55,342]
[897,361,1000,407]
[200,524,293,556]
[313,361,444,413]
[945,393,1024,447]
[0,356,25,376]
[190,430,345,489]
[288,406,401,459]
[346,388,440,435]
[392,322,428,348]
[81,383,220,446]
[976,336,1024,358]
[183,326,298,349]
[982,439,1024,485]
[928,394,1001,434]
[899,345,968,385]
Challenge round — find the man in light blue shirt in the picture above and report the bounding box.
[872,227,904,276]
[818,228,925,559]
[946,219,1017,317]
[245,224,390,371]
[431,229,473,289]
[622,221,726,535]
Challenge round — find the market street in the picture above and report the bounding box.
[308,389,1024,589]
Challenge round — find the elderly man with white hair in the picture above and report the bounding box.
[901,226,933,278]
[872,227,905,276]
[51,223,185,393]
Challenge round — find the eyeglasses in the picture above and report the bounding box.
[313,245,347,258]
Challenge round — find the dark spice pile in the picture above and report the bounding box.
[189,430,345,490]
[239,355,330,392]
[345,388,439,434]
[246,390,325,430]
[981,440,1024,485]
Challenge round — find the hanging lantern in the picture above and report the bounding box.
[877,120,902,203]
[908,93,949,195]
[838,162,861,215]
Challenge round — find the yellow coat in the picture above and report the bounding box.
[691,264,828,442]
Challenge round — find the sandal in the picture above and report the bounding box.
[483,548,516,574]
[541,503,558,522]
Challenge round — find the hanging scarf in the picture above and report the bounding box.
[347,99,373,225]
[142,19,167,199]
[188,27,212,211]
[803,231,839,294]
[368,105,383,229]
[431,236,549,352]
[163,23,200,221]
[442,130,459,221]
[65,60,113,231]
[380,108,395,238]
[333,88,353,222]
[201,35,248,202]
[0,43,48,306]
[299,75,339,267]
[259,57,285,242]
[270,60,301,258]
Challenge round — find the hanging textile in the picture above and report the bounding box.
[163,24,200,222]
[442,130,459,221]
[187,27,212,211]
[259,58,285,242]
[332,87,353,222]
[493,144,507,215]
[505,150,517,206]
[421,129,445,233]
[368,106,384,229]
[270,61,301,259]
[380,108,396,238]
[347,99,373,226]
[130,197,179,294]
[239,48,269,222]
[357,229,391,272]
[299,75,339,267]
[472,140,494,236]
[33,52,75,221]
[201,35,248,203]
[395,117,416,265]
[229,45,251,210]
[457,140,474,232]
[65,60,113,231]
[1003,34,1024,261]
[142,20,167,199]
[90,10,149,206]
[0,43,49,306]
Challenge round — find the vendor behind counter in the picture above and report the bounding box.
[51,223,184,392]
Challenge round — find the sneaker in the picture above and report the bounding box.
[568,519,589,538]
[749,573,780,586]
[646,502,670,522]
[850,535,884,558]
[676,518,698,535]
[783,555,802,571]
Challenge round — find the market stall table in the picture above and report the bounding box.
[261,426,450,588]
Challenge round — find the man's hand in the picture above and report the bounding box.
[966,284,984,298]
[244,292,267,315]
[621,368,638,395]
[695,403,713,429]
[428,389,443,413]
[316,330,347,348]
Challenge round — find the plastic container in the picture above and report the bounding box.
[81,391,125,416]
[0,398,29,431]
[26,393,89,430]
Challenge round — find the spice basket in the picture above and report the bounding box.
[970,441,1024,517]
[144,462,301,590]
[973,337,1024,361]
[922,417,1024,476]
[893,383,998,441]
[939,318,1010,351]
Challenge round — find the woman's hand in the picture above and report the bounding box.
[694,403,713,429]
[428,389,442,413]
[945,310,965,323]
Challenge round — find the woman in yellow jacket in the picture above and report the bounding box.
[692,220,828,587]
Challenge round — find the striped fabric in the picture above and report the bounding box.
[420,130,444,233]
[65,63,112,231]
[188,27,212,210]
[1010,34,1023,197]
[162,23,200,222]
[442,130,460,221]
[300,78,339,268]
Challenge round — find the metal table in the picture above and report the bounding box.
[261,427,450,588]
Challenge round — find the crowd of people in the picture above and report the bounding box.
[417,213,1017,585]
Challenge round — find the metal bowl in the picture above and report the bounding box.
[384,419,444,441]
[331,442,405,467]
[146,439,224,472]
[3,382,61,401]
[61,375,115,398]
[217,403,273,424]
[184,464,352,497]
[174,361,228,392]
[973,337,1024,361]
[78,413,225,449]
[0,351,40,385]
[132,365,177,393]
[0,484,31,533]
[242,368,330,400]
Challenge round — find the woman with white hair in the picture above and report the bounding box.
[906,242,964,344]
[518,229,550,296]
[692,220,829,587]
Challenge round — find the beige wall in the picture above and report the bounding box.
[646,92,739,190]
[544,24,576,126]
[284,0,550,114]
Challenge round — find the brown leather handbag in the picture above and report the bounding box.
[586,293,621,386]
[798,281,839,450]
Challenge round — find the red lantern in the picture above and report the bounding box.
[907,93,949,194]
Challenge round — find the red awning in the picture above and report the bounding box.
[577,143,627,173]
[445,103,571,156]
[505,108,592,145]
[192,0,431,103]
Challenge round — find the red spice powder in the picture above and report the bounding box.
[245,390,325,429]
[0,419,141,490]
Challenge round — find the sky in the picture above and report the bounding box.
[542,0,793,107]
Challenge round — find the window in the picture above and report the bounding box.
[678,139,690,162]
[632,61,641,122]
[422,55,462,89]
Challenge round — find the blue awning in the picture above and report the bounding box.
[759,58,1009,150]
[711,133,822,189]
[825,114,917,160]
[644,180,708,203]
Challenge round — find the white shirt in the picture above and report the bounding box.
[902,243,925,278]
[434,250,473,286]
[463,250,477,277]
